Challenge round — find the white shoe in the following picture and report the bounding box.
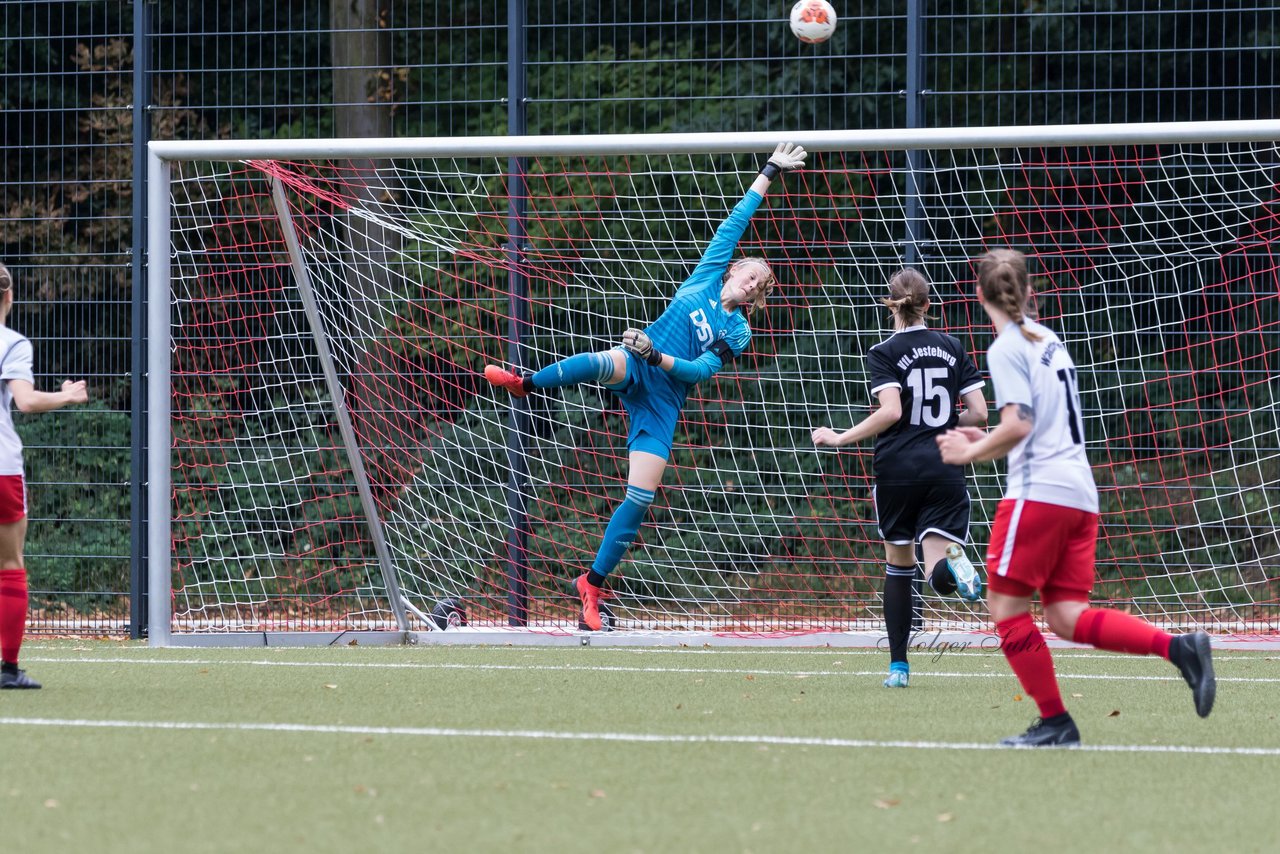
[946,543,982,601]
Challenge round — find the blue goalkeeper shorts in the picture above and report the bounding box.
[604,349,685,461]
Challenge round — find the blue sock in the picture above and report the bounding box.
[889,661,909,674]
[532,352,615,389]
[590,486,654,578]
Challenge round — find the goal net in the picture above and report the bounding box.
[148,125,1280,644]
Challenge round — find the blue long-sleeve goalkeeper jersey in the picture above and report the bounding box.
[639,188,763,409]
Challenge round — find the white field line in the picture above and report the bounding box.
[24,643,1277,661]
[21,656,1280,683]
[0,715,1276,757]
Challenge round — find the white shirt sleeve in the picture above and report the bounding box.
[1,339,34,385]
[987,337,1032,411]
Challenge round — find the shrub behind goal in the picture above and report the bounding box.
[147,124,1280,644]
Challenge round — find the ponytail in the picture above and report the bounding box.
[881,267,932,326]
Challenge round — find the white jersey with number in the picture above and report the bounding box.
[986,320,1098,513]
[0,327,34,476]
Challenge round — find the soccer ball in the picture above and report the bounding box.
[789,0,837,44]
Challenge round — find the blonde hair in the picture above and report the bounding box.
[0,262,10,293]
[880,267,931,326]
[724,256,776,316]
[977,249,1041,342]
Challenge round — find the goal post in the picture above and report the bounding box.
[146,121,1280,647]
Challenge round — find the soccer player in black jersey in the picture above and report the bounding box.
[813,269,987,687]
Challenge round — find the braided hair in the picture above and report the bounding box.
[977,249,1041,342]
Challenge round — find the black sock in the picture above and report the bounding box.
[929,557,957,595]
[521,377,536,394]
[1,661,17,675]
[586,570,608,588]
[884,565,916,664]
[911,569,925,631]
[1167,634,1187,668]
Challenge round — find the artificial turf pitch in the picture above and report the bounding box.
[2,639,1276,853]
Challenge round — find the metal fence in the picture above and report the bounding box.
[3,0,1276,636]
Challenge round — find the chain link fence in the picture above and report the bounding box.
[3,0,1276,634]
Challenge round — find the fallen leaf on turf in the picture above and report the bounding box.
[1070,693,1083,698]
[1108,709,1121,717]
[937,813,954,823]
[590,790,606,799]
[745,674,755,681]
[44,799,58,809]
[1013,694,1023,701]
[323,683,338,689]
[873,798,900,809]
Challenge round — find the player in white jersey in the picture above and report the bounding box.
[937,249,1214,747]
[0,262,89,689]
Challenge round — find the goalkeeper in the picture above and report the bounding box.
[484,142,807,630]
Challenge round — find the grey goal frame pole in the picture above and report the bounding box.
[267,177,413,635]
[146,151,171,647]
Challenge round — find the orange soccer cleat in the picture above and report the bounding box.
[573,573,603,631]
[483,364,530,398]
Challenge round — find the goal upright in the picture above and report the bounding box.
[147,122,1280,646]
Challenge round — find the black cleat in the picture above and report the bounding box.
[0,668,42,689]
[430,597,468,630]
[1171,631,1216,718]
[999,714,1080,747]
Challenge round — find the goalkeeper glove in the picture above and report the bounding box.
[622,328,662,366]
[759,142,808,179]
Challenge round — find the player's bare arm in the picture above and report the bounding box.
[937,401,1032,464]
[956,388,988,427]
[8,379,89,414]
[812,388,902,447]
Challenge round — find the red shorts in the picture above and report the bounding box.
[0,475,26,524]
[985,498,1097,604]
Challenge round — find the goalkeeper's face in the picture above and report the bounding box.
[721,259,775,314]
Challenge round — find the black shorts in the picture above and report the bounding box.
[873,481,970,546]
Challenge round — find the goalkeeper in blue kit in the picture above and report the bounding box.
[485,142,808,630]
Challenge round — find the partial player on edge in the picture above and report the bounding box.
[0,261,91,690]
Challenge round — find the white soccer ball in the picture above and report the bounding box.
[789,0,837,44]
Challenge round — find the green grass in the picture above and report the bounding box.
[3,640,1278,854]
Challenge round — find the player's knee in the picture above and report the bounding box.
[928,558,957,595]
[1045,612,1072,638]
[1044,601,1087,638]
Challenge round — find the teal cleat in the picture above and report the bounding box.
[946,543,983,602]
[883,663,909,688]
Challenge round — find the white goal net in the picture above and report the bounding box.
[147,124,1280,644]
